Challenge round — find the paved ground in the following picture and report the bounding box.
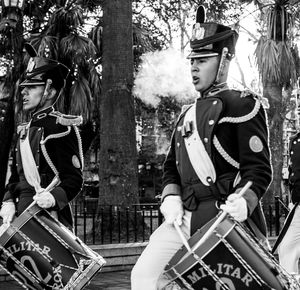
[0,269,131,290]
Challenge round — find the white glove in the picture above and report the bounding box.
[0,201,16,225]
[220,193,248,222]
[160,195,184,226]
[289,202,295,211]
[33,190,56,209]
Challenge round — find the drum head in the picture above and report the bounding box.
[0,204,105,290]
[164,215,286,290]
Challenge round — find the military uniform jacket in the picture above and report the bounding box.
[162,87,272,236]
[288,132,300,203]
[3,106,83,229]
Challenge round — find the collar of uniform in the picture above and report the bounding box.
[199,82,229,98]
[31,106,54,122]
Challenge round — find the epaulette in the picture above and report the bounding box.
[206,85,230,97]
[240,89,269,109]
[50,111,83,126]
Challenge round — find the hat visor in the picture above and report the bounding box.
[19,79,46,87]
[187,51,219,59]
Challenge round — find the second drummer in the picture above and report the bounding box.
[131,6,272,290]
[0,43,83,230]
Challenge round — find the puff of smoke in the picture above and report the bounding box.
[133,48,197,108]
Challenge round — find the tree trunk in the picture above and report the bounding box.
[99,0,138,207]
[263,81,286,207]
[0,17,23,201]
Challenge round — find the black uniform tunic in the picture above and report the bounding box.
[289,133,300,204]
[162,87,272,236]
[3,106,83,229]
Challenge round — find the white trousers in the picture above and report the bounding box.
[278,205,300,274]
[131,211,191,290]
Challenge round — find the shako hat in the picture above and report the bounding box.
[187,6,239,59]
[20,43,70,90]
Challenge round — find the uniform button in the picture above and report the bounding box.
[207,177,212,183]
[208,120,214,125]
[177,126,182,132]
[294,141,297,144]
[38,128,42,131]
[204,138,208,143]
[291,151,294,155]
[176,161,179,165]
[298,139,300,142]
[177,142,180,147]
[15,148,18,152]
[213,100,218,105]
[16,163,18,166]
[291,173,294,176]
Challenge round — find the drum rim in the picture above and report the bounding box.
[0,204,42,246]
[164,216,235,278]
[66,256,106,289]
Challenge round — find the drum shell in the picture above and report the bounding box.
[164,216,291,290]
[0,204,105,290]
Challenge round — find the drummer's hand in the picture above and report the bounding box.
[220,193,248,222]
[160,195,184,226]
[0,201,16,225]
[33,190,56,209]
[289,202,294,211]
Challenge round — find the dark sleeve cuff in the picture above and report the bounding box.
[161,183,181,202]
[242,188,259,216]
[50,186,69,210]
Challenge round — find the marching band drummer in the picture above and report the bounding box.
[277,130,300,274]
[131,6,272,290]
[0,43,83,230]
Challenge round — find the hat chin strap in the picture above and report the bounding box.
[32,79,53,114]
[202,47,229,96]
[215,47,228,84]
[33,79,64,113]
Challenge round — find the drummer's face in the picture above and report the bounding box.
[190,56,219,92]
[21,85,44,112]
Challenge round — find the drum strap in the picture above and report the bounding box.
[19,122,43,193]
[183,103,216,186]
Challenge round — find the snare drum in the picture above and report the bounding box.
[163,215,300,290]
[0,204,106,290]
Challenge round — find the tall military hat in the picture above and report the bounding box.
[20,43,70,90]
[187,6,239,59]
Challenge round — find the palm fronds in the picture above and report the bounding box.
[88,24,103,56]
[255,36,280,83]
[30,35,59,59]
[60,33,96,64]
[278,41,296,85]
[255,36,296,87]
[69,76,93,121]
[47,5,84,36]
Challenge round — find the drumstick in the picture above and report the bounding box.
[191,180,253,251]
[174,220,193,254]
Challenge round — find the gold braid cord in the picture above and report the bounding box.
[213,98,261,168]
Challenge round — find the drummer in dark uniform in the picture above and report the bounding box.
[277,131,300,274]
[0,43,83,230]
[131,6,272,290]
